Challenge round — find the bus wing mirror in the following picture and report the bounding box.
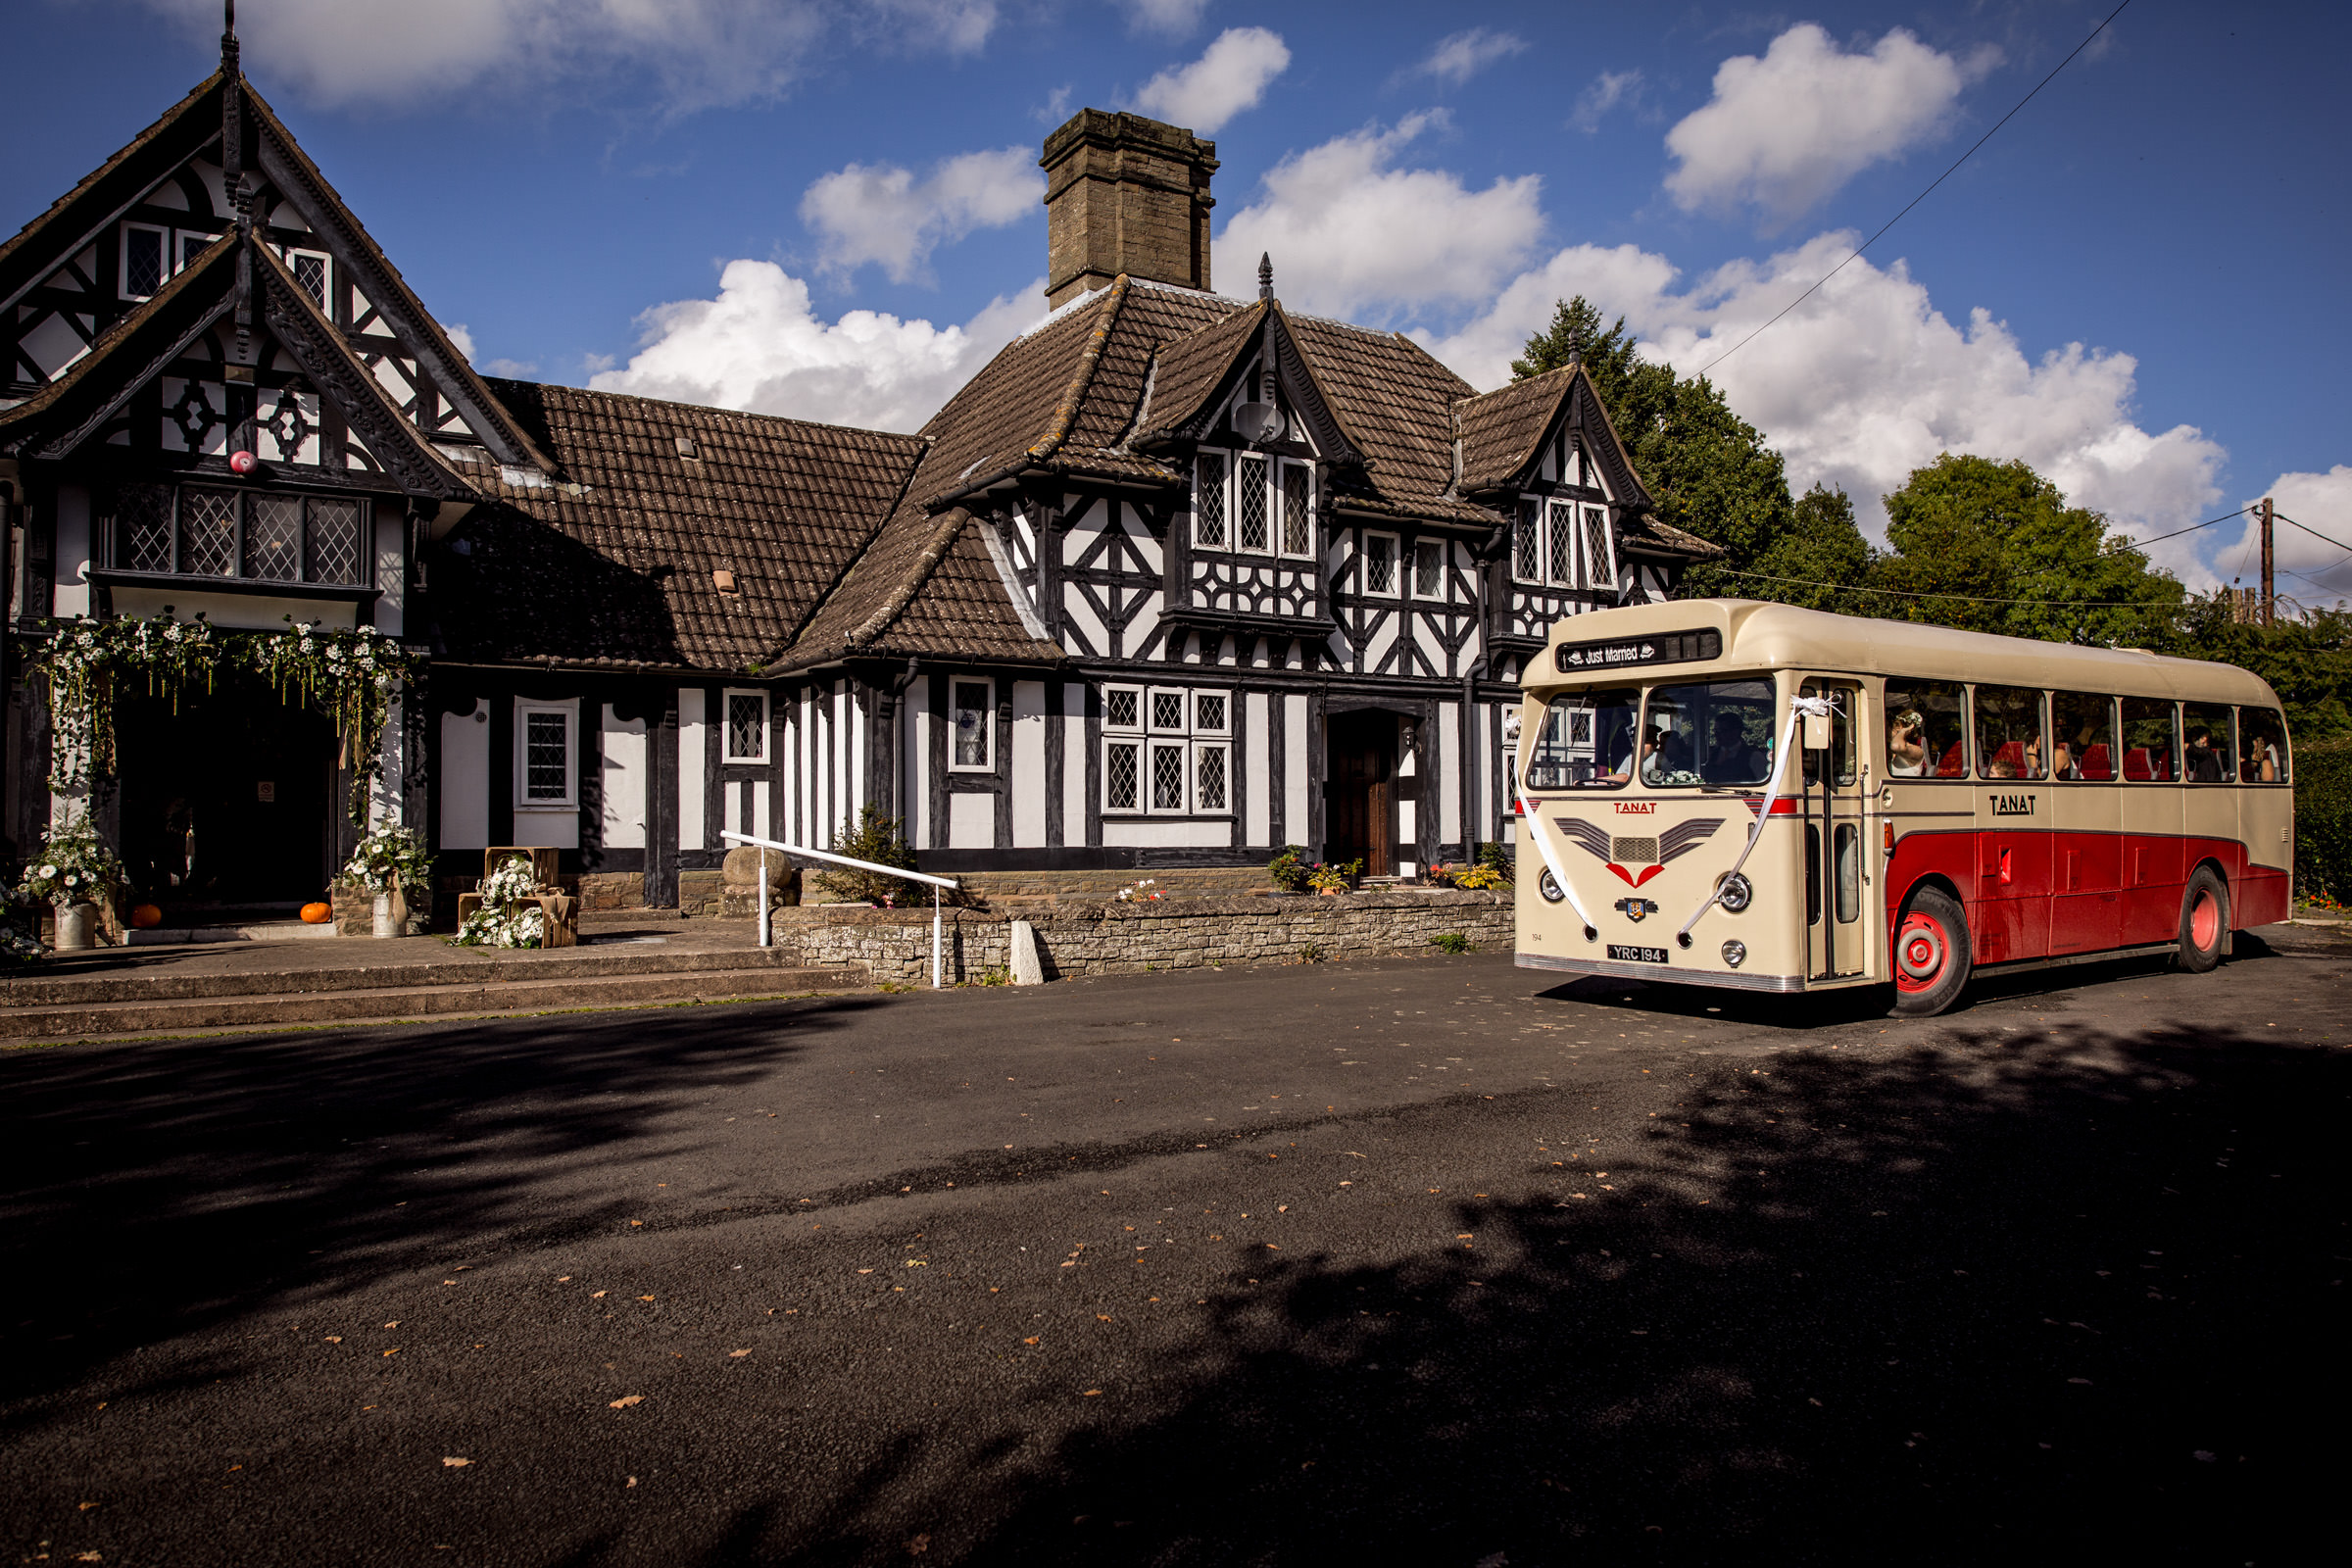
[1803,711,1831,751]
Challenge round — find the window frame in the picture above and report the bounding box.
[1580,504,1615,594]
[283,247,332,311]
[120,221,168,302]
[1360,530,1400,598]
[2180,702,2236,784]
[1972,683,2049,782]
[2237,706,2289,784]
[721,688,770,764]
[175,228,221,274]
[1193,451,1229,550]
[514,700,579,809]
[1884,677,1970,781]
[1276,458,1315,560]
[2049,690,2118,782]
[1410,537,1446,601]
[948,676,996,774]
[1102,682,1230,815]
[110,483,372,587]
[2119,697,2180,783]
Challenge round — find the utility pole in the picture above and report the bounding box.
[2259,495,2276,627]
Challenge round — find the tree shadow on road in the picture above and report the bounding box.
[0,996,883,1412]
[806,1020,2345,1566]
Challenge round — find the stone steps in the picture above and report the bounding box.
[0,945,865,1042]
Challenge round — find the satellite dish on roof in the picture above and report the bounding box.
[1233,401,1284,443]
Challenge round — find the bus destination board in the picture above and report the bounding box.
[1555,628,1722,673]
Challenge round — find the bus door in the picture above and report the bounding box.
[1799,679,1869,980]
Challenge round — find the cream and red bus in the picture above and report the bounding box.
[1513,600,2292,1014]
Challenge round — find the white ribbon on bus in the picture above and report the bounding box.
[719,830,961,989]
[1672,694,1838,946]
[1522,799,1602,943]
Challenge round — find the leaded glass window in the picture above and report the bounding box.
[1514,499,1541,581]
[122,225,165,300]
[725,692,768,762]
[1413,539,1444,598]
[523,710,569,802]
[1547,500,1575,587]
[1237,454,1270,552]
[1362,533,1396,595]
[1280,463,1311,556]
[247,494,303,582]
[1195,692,1227,734]
[1195,745,1228,811]
[1105,741,1140,809]
[1105,687,1140,729]
[1152,743,1187,811]
[115,485,172,574]
[179,487,238,576]
[1195,452,1227,548]
[1582,505,1613,593]
[290,252,328,308]
[952,680,992,769]
[307,499,362,586]
[1152,691,1185,731]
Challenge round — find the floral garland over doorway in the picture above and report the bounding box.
[29,614,426,821]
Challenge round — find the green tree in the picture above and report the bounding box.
[1873,455,2182,645]
[1514,297,1802,597]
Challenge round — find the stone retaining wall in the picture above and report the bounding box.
[766,890,1511,983]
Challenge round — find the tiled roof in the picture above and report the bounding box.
[1129,297,1266,443]
[1286,314,1482,521]
[1454,369,1573,496]
[429,380,922,669]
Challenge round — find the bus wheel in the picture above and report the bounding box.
[1891,886,1971,1016]
[2176,865,2230,973]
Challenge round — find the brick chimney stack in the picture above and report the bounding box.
[1040,110,1218,310]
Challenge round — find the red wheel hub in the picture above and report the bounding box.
[1895,912,1948,990]
[2190,890,2221,951]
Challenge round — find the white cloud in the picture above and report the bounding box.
[1216,114,1544,318]
[1423,231,2228,576]
[1123,0,1210,36]
[1571,70,1644,134]
[801,147,1041,284]
[444,323,477,363]
[2221,467,2352,604]
[1416,28,1527,87]
[146,0,989,111]
[1130,26,1290,134]
[587,259,1047,433]
[1665,24,1996,225]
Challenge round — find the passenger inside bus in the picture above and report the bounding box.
[1885,680,1967,778]
[1641,679,1773,788]
[1525,687,1641,790]
[1974,685,2045,780]
[2241,706,2286,781]
[2051,691,2114,781]
[1887,710,1926,775]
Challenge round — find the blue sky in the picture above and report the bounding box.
[9,1,2348,596]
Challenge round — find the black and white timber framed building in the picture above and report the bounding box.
[0,34,1717,910]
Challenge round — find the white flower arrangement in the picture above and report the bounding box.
[451,854,547,948]
[1113,878,1161,903]
[338,823,434,894]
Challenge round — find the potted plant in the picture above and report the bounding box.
[19,813,123,950]
[1305,858,1364,896]
[451,854,546,948]
[1268,846,1310,895]
[337,823,435,938]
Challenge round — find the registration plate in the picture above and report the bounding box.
[1607,944,1670,964]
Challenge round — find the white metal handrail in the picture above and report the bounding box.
[719,830,961,989]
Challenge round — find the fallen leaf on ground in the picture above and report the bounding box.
[382,1348,400,1357]
[611,1395,644,1409]
[729,1349,751,1357]
[442,1457,471,1468]
[324,1336,341,1344]
[591,1292,607,1298]
[1082,1390,1102,1396]
[638,1295,655,1301]
[1023,1336,1040,1346]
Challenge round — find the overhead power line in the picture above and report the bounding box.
[1714,566,2180,611]
[1696,1,2133,377]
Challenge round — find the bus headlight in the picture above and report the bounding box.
[1721,940,1747,968]
[1717,872,1753,912]
[1539,869,1566,904]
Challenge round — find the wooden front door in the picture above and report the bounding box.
[1324,710,1396,874]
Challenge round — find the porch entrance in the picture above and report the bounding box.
[1323,709,1396,875]
[113,671,341,912]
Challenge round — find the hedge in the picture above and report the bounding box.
[2295,739,2352,906]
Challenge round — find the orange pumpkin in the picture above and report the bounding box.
[300,902,334,924]
[130,904,165,928]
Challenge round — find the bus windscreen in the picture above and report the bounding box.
[1524,687,1641,790]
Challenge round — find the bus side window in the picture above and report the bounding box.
[2119,698,2176,782]
[2181,703,2233,783]
[1886,678,1965,779]
[2238,707,2287,783]
[1973,684,2046,780]
[2051,691,2114,780]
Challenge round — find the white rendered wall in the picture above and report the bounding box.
[1010,680,1047,847]
[601,705,647,849]
[1245,692,1271,846]
[1061,684,1087,848]
[678,687,706,852]
[439,698,488,850]
[1285,694,1309,846]
[948,792,993,849]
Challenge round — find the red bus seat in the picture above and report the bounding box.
[1990,740,2027,775]
[1936,742,1966,778]
[2123,748,2152,781]
[2079,743,2113,780]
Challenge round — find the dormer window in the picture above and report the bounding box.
[1513,497,1614,591]
[1194,450,1313,558]
[122,224,167,300]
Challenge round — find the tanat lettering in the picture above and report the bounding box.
[1990,793,2036,816]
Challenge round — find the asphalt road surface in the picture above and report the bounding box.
[6,927,2349,1566]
